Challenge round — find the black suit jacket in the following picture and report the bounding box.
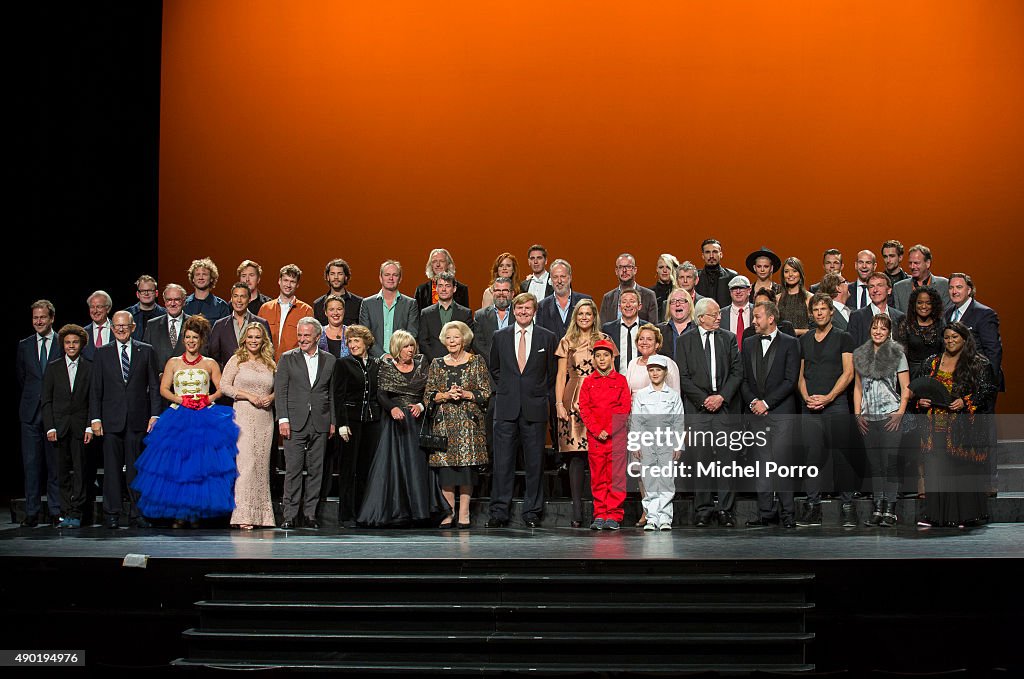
[89,340,162,433]
[418,302,474,362]
[313,290,363,327]
[81,322,114,362]
[333,355,382,428]
[945,299,1004,391]
[656,321,696,360]
[740,332,800,414]
[17,333,64,423]
[847,305,906,349]
[415,280,470,313]
[208,312,271,368]
[695,266,738,308]
[742,320,796,341]
[42,357,92,437]
[142,313,191,372]
[675,328,743,413]
[601,318,639,372]
[489,324,557,423]
[536,292,591,341]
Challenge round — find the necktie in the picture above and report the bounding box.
[517,329,527,372]
[169,317,178,346]
[624,323,635,365]
[68,360,77,391]
[121,344,130,383]
[860,285,868,309]
[703,331,714,386]
[952,308,961,322]
[95,325,104,348]
[735,309,744,350]
[39,336,48,374]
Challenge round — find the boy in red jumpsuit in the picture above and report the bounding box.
[578,339,632,530]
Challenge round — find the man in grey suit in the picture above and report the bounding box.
[848,272,906,348]
[359,259,420,358]
[599,253,659,323]
[142,284,190,374]
[892,244,950,313]
[275,317,336,530]
[418,272,473,361]
[471,277,514,364]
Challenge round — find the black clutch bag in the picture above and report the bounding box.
[419,401,448,452]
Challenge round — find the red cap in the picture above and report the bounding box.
[592,338,616,355]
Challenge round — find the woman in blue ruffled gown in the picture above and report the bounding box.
[132,315,239,526]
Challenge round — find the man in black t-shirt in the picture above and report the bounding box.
[797,293,856,527]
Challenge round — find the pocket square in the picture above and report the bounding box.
[537,348,546,353]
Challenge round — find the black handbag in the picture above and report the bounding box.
[419,401,448,452]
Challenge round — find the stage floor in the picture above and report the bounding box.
[2,519,1022,561]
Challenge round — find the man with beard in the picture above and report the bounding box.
[184,257,230,322]
[314,258,363,327]
[536,259,590,339]
[694,239,738,308]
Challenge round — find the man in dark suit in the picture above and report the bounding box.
[124,275,165,341]
[521,244,554,300]
[359,259,420,358]
[82,290,114,361]
[275,317,336,530]
[740,301,801,528]
[16,300,63,526]
[535,259,589,340]
[418,272,474,361]
[90,311,162,529]
[209,282,272,369]
[675,298,743,527]
[601,289,642,372]
[487,292,557,528]
[847,272,906,347]
[599,253,659,323]
[946,273,1003,391]
[809,248,843,294]
[313,258,364,327]
[41,324,92,529]
[414,249,470,311]
[694,239,738,308]
[142,284,190,374]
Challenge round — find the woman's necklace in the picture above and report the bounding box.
[182,353,203,366]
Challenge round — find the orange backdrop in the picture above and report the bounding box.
[160,1,1024,411]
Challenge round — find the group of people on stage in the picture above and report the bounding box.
[16,240,1002,531]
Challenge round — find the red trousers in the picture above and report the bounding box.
[589,439,626,521]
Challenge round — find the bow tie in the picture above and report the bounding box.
[760,335,773,341]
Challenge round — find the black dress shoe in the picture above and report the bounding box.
[105,516,120,530]
[306,519,321,530]
[796,504,822,526]
[745,517,777,528]
[339,519,357,529]
[280,520,296,530]
[718,511,737,527]
[782,517,797,529]
[485,518,508,528]
[131,517,152,529]
[694,513,713,527]
[20,514,39,527]
[49,515,62,526]
[523,519,539,528]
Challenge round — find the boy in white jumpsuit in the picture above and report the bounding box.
[630,354,684,531]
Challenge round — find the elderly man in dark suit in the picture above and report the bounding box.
[359,260,420,358]
[209,282,272,368]
[142,284,190,374]
[599,253,659,324]
[17,300,63,526]
[676,298,743,527]
[740,301,801,528]
[847,272,905,348]
[487,293,557,528]
[418,272,474,362]
[42,324,93,529]
[90,311,162,529]
[535,259,589,341]
[82,290,114,362]
[275,317,336,530]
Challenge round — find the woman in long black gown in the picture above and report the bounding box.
[357,330,450,527]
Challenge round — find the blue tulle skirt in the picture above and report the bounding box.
[132,404,240,520]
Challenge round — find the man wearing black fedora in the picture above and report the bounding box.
[746,247,783,300]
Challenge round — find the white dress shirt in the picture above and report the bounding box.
[699,328,718,392]
[303,349,319,386]
[950,299,972,322]
[526,271,550,300]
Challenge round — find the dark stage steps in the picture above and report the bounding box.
[175,572,815,673]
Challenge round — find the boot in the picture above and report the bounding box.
[841,502,858,528]
[880,501,898,527]
[864,502,884,527]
